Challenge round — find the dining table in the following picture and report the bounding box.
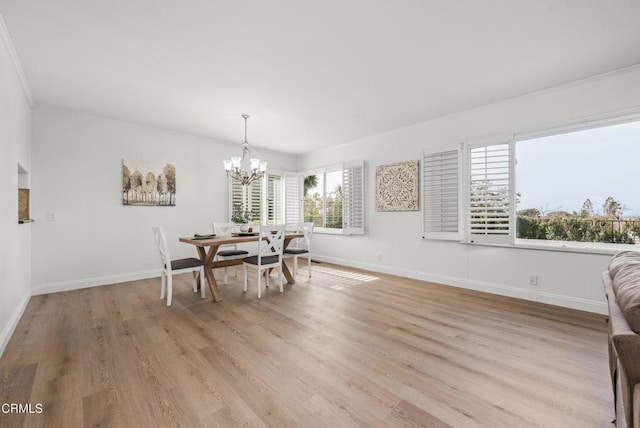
[179,232,304,302]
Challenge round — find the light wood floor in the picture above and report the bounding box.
[1,261,612,427]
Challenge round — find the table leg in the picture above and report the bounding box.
[197,246,222,302]
[282,237,296,284]
[282,261,295,284]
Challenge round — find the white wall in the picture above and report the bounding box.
[23,64,640,315]
[31,107,296,294]
[298,66,640,314]
[0,29,32,355]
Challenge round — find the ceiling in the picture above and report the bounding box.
[1,1,640,154]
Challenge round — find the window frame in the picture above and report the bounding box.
[227,162,365,235]
[302,162,365,235]
[303,164,345,234]
[228,170,297,225]
[513,112,640,252]
[229,176,263,225]
[421,111,640,254]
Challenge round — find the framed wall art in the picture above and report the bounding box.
[122,159,176,206]
[375,160,419,211]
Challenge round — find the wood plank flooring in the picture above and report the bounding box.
[0,261,612,427]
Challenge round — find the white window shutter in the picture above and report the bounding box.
[229,179,244,221]
[249,178,263,224]
[466,142,513,244]
[229,178,263,224]
[342,161,365,235]
[265,173,283,225]
[423,150,460,240]
[284,172,302,224]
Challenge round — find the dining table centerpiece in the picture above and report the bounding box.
[231,204,254,232]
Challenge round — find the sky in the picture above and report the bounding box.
[306,170,342,197]
[517,119,640,217]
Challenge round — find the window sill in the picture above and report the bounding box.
[314,227,344,235]
[464,238,638,255]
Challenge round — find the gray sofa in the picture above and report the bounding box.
[605,251,640,427]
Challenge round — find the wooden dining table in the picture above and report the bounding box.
[179,232,304,302]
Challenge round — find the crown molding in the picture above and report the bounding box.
[0,13,34,106]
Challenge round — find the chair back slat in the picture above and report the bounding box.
[258,224,286,258]
[214,221,243,254]
[288,221,314,250]
[213,222,236,236]
[300,222,314,250]
[152,226,171,269]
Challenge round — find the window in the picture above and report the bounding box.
[304,168,343,230]
[229,171,302,225]
[516,117,640,246]
[229,163,364,235]
[422,114,640,249]
[230,178,263,224]
[303,162,365,234]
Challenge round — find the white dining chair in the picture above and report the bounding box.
[212,222,249,284]
[242,224,286,299]
[284,222,314,277]
[152,226,205,306]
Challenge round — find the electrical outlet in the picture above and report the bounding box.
[47,212,56,222]
[376,253,382,263]
[528,275,538,286]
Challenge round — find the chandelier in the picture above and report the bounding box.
[223,114,267,186]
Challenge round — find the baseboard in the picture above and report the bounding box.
[31,269,161,296]
[0,292,30,358]
[313,255,607,315]
[536,292,607,315]
[29,259,608,315]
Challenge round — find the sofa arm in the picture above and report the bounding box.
[634,383,639,428]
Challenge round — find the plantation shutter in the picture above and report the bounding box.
[266,173,283,225]
[229,178,263,224]
[466,141,513,244]
[248,178,262,225]
[422,150,460,240]
[229,179,244,221]
[342,161,365,235]
[284,172,302,225]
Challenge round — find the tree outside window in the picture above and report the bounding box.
[304,170,343,229]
